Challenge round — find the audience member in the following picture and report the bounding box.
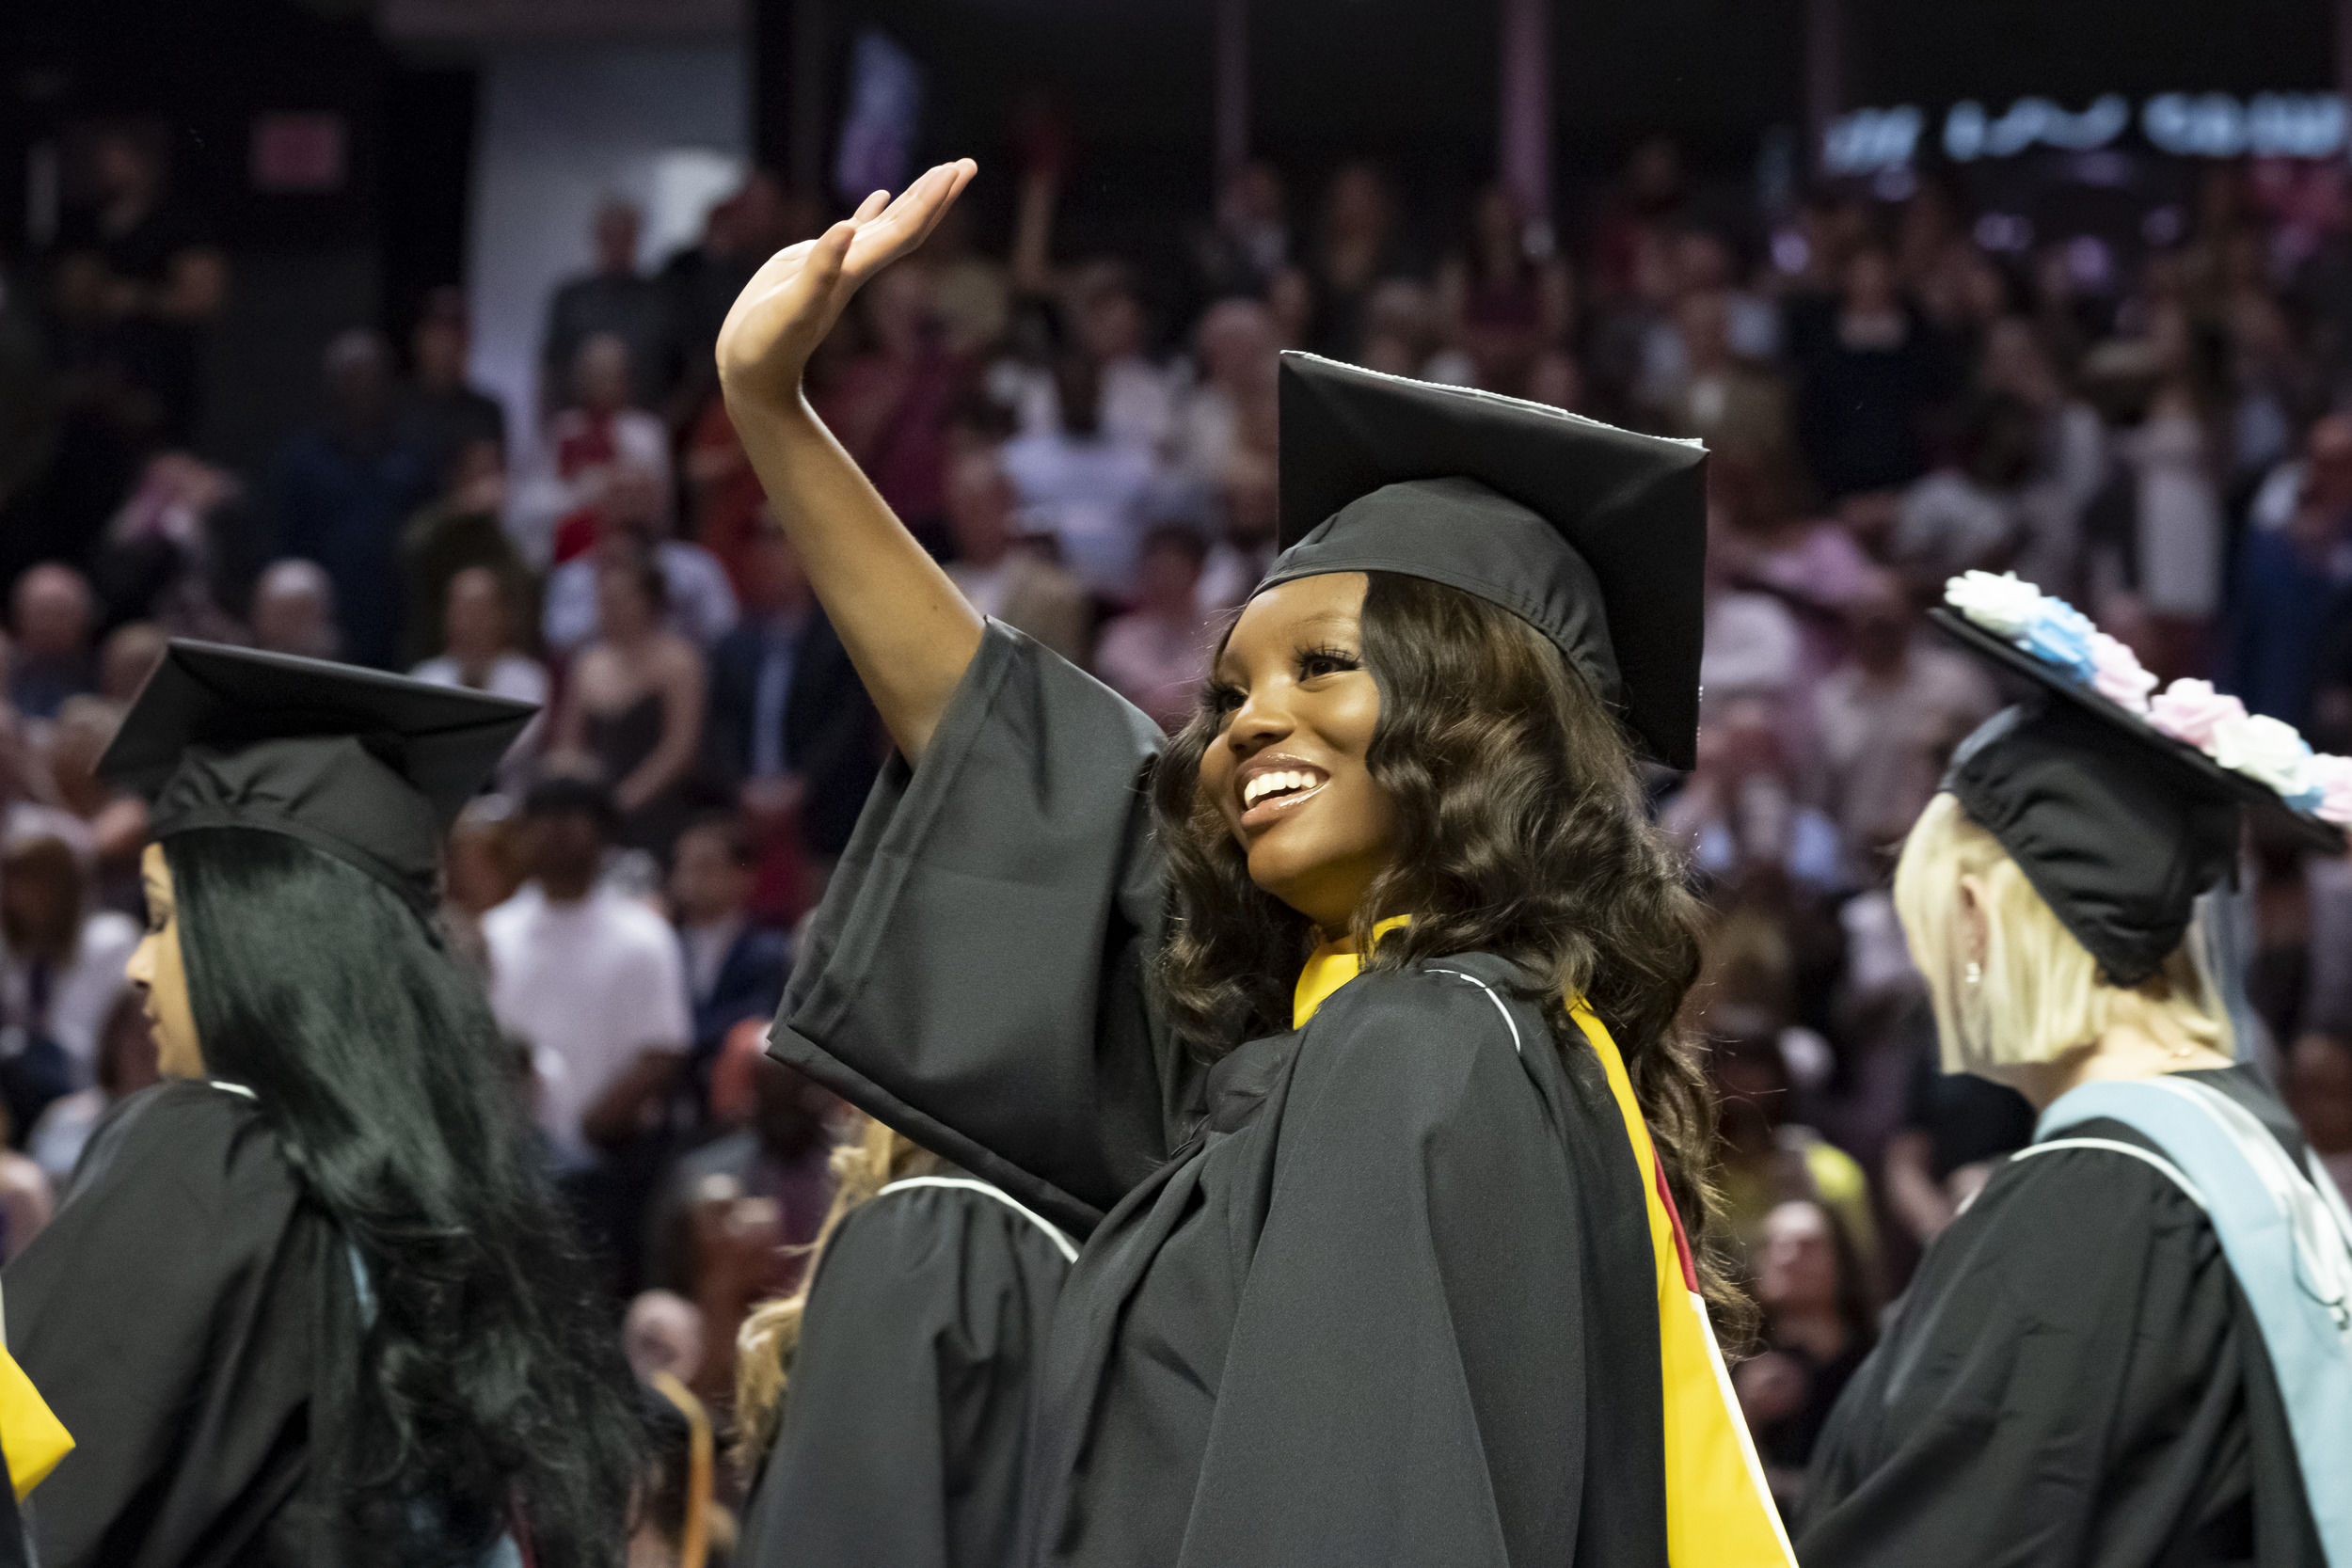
[247,557,342,659]
[1433,184,1571,399]
[2220,411,2352,726]
[1788,243,1957,502]
[1094,524,1214,730]
[1,832,137,1138]
[816,261,967,538]
[413,564,548,784]
[1811,575,1997,885]
[529,334,676,567]
[485,775,691,1169]
[1308,161,1410,362]
[1191,159,1292,303]
[1169,297,1279,489]
[1001,355,1165,596]
[7,564,98,720]
[705,515,880,879]
[400,436,524,666]
[1197,448,1280,610]
[541,200,675,414]
[264,330,432,667]
[2090,377,2229,678]
[670,814,790,1074]
[397,287,506,494]
[942,446,1091,662]
[551,556,707,859]
[543,464,737,655]
[441,793,527,981]
[97,619,167,700]
[1733,1198,1879,1513]
[43,695,146,911]
[26,987,155,1184]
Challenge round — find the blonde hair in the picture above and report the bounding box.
[1892,792,2230,1073]
[733,1115,946,1468]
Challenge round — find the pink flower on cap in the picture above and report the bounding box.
[2088,632,2157,715]
[2311,753,2352,826]
[2147,679,2248,752]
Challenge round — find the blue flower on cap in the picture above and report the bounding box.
[2014,598,2098,685]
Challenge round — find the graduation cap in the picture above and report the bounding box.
[99,640,537,913]
[1930,604,2344,986]
[1258,352,1708,768]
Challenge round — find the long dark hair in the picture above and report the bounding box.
[164,829,643,1567]
[1152,572,1745,1329]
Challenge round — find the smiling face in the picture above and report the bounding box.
[1197,572,1397,935]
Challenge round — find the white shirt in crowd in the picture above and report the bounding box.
[482,881,691,1166]
[541,540,740,655]
[408,652,549,706]
[1,910,139,1086]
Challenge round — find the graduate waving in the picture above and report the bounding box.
[720,163,1789,1567]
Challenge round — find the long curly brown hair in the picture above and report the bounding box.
[1151,572,1747,1332]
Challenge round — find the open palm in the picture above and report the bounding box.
[716,158,977,411]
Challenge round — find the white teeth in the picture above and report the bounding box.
[1243,769,1323,808]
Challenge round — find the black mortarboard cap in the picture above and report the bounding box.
[1942,702,2238,988]
[1259,352,1708,767]
[98,641,536,912]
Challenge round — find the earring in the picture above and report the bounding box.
[1964,960,1983,987]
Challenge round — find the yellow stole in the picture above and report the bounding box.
[1292,927,1794,1568]
[0,1342,72,1499]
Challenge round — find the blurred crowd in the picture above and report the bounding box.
[7,120,2352,1533]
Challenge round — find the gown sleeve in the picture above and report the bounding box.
[2,1081,330,1568]
[737,1183,1073,1568]
[771,622,1181,1234]
[1172,971,1596,1568]
[1797,1147,2313,1568]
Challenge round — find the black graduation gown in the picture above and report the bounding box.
[1797,1066,2328,1568]
[3,1079,359,1568]
[771,624,1669,1568]
[737,1178,1073,1568]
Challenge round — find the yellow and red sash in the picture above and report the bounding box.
[1293,929,1792,1567]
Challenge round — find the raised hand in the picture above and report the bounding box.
[716,158,977,415]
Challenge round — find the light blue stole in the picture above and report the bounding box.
[2031,1076,2352,1564]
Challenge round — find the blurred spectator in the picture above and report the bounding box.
[1198,448,1281,611]
[26,987,155,1185]
[97,619,167,701]
[485,775,691,1169]
[818,261,967,539]
[1095,525,1214,730]
[1023,261,1174,453]
[660,172,811,428]
[413,564,548,784]
[1884,1010,2037,1243]
[92,451,251,641]
[1434,184,1572,399]
[0,1130,48,1260]
[652,1055,837,1323]
[1593,137,1686,304]
[2219,411,2352,727]
[540,200,675,414]
[1309,162,1410,362]
[1192,160,1292,304]
[1170,297,1279,488]
[44,695,146,912]
[1733,1198,1879,1513]
[396,287,506,495]
[2087,377,2228,679]
[685,395,767,599]
[7,563,98,720]
[247,558,342,660]
[942,447,1090,663]
[1645,288,1793,459]
[706,515,881,881]
[441,793,527,981]
[1710,1024,1877,1273]
[923,195,1015,362]
[545,465,737,656]
[1661,697,1844,901]
[47,122,226,448]
[413,564,548,706]
[1788,244,1957,503]
[1811,575,1997,886]
[1002,355,1164,597]
[551,557,707,859]
[2,832,137,1134]
[670,814,789,1072]
[532,334,675,568]
[400,436,526,667]
[264,330,431,667]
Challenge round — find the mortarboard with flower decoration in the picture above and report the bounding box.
[1935,571,2350,849]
